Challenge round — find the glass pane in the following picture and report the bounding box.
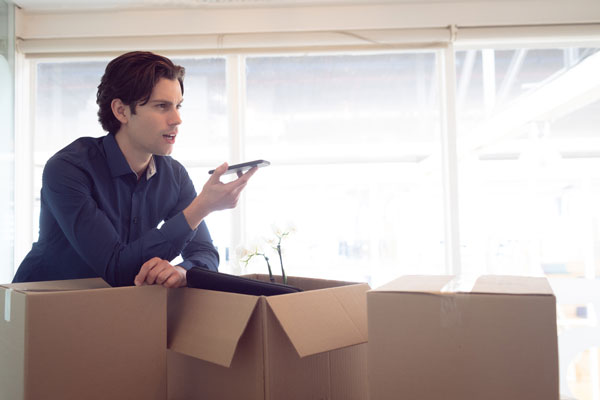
[169,57,228,167]
[243,53,443,286]
[35,61,107,165]
[246,53,439,163]
[0,1,14,283]
[456,46,600,398]
[34,60,108,240]
[170,58,229,263]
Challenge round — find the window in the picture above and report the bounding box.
[243,53,444,285]
[33,57,231,264]
[33,60,108,241]
[29,53,445,286]
[169,57,229,263]
[456,47,600,400]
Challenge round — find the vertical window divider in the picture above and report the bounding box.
[2,2,16,281]
[13,54,34,275]
[226,54,247,259]
[438,43,462,276]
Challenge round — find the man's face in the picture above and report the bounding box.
[122,77,183,157]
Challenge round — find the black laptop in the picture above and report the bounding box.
[186,267,302,296]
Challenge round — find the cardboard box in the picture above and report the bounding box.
[367,275,559,400]
[167,275,370,400]
[0,278,167,400]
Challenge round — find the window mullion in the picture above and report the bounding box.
[13,54,34,275]
[438,44,462,275]
[226,54,246,263]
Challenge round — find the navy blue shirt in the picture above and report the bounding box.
[13,134,219,286]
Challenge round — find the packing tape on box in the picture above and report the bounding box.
[440,274,478,293]
[439,276,478,329]
[4,288,12,322]
[440,295,462,328]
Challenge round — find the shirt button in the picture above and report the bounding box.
[133,217,138,224]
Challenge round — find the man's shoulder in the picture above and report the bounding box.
[155,155,187,174]
[42,136,109,185]
[50,136,105,165]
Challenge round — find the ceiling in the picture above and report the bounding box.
[9,0,445,12]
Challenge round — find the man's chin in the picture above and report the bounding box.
[154,147,173,157]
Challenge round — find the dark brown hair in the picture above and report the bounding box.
[96,51,185,134]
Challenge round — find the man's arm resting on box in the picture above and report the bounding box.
[43,157,204,287]
[133,163,256,287]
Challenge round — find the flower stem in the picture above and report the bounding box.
[263,254,275,282]
[277,243,287,284]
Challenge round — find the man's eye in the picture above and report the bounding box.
[157,104,167,109]
[176,104,182,110]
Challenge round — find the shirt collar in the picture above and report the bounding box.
[103,133,158,180]
[103,133,132,178]
[146,156,157,180]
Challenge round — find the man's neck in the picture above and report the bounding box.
[114,131,152,177]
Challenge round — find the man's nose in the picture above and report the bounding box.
[169,108,182,125]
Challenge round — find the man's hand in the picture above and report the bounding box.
[199,162,257,212]
[134,257,187,288]
[183,162,258,230]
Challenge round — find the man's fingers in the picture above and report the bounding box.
[153,266,186,288]
[225,166,256,191]
[164,273,182,288]
[134,257,160,286]
[231,183,247,199]
[135,258,187,288]
[155,267,173,285]
[145,261,169,285]
[209,162,228,182]
[240,166,258,181]
[198,163,258,214]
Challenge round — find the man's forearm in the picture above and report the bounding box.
[182,197,210,230]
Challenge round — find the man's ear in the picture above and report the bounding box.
[111,98,129,124]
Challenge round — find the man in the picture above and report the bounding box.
[13,51,256,288]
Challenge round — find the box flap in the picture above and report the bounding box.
[373,275,454,293]
[472,275,554,295]
[266,283,369,358]
[167,288,259,368]
[1,278,110,292]
[372,275,554,296]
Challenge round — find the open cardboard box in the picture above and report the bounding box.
[167,274,370,400]
[367,275,559,400]
[0,278,167,400]
[1,274,369,400]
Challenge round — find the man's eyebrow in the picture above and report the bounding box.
[148,99,184,104]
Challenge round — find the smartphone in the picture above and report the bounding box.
[208,160,271,175]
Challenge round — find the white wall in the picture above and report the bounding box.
[13,0,600,55]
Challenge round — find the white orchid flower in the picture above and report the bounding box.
[235,245,251,261]
[271,221,296,239]
[247,239,265,255]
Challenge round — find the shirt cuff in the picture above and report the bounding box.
[177,259,208,271]
[158,211,196,252]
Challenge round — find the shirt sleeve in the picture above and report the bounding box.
[177,222,220,272]
[171,164,220,272]
[42,156,203,286]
